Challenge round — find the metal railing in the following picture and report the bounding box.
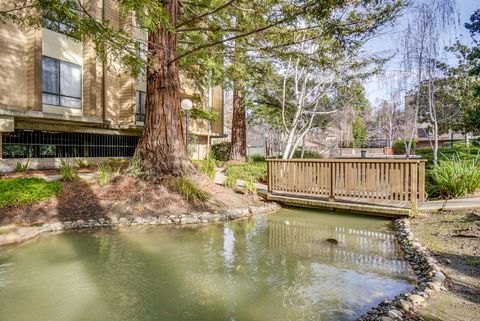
[2,130,139,158]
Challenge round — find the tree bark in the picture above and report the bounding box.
[136,0,194,176]
[229,82,248,162]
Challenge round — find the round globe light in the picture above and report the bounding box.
[181,98,193,111]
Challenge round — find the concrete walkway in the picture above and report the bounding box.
[214,168,267,192]
[418,197,480,211]
[31,172,98,182]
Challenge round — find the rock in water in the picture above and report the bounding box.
[326,238,338,245]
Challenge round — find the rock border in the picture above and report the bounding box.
[39,202,280,232]
[356,218,447,321]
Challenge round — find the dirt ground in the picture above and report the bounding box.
[410,210,480,321]
[0,174,263,227]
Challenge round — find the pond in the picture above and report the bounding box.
[0,208,414,321]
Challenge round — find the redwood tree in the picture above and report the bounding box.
[230,82,247,161]
[136,1,194,176]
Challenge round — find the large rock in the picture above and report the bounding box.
[387,309,403,319]
[408,294,425,304]
[426,282,441,292]
[432,271,446,282]
[396,299,411,311]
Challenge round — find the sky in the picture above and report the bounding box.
[363,0,478,108]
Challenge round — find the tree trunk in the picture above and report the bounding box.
[229,82,248,162]
[136,0,194,176]
[433,121,439,165]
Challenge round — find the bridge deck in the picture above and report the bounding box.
[267,192,411,217]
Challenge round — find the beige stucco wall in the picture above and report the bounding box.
[0,14,41,111]
[0,0,223,137]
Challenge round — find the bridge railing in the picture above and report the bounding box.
[267,159,426,207]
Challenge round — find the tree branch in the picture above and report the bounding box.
[176,0,237,29]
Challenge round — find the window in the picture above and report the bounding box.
[136,91,146,122]
[42,2,81,37]
[42,56,82,109]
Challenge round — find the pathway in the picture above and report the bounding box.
[418,197,480,212]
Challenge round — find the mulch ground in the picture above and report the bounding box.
[0,174,263,227]
[410,210,480,321]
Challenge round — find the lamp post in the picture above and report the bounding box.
[181,99,193,152]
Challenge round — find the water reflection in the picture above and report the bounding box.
[0,208,413,321]
[267,218,410,276]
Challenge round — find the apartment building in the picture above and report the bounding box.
[0,1,224,170]
[404,95,475,149]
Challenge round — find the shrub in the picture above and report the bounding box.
[59,160,79,181]
[428,155,480,198]
[416,145,480,168]
[243,177,256,194]
[75,159,90,168]
[249,153,265,162]
[124,158,144,178]
[472,138,480,147]
[0,177,61,209]
[200,156,216,179]
[291,149,322,159]
[172,177,209,205]
[224,172,238,189]
[15,157,30,173]
[393,139,416,154]
[224,162,267,183]
[98,162,114,186]
[211,142,231,162]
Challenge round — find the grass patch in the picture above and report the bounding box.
[243,177,256,194]
[199,156,216,179]
[224,172,238,189]
[59,160,79,181]
[0,177,61,209]
[98,162,114,186]
[466,259,480,266]
[416,145,480,168]
[224,161,267,183]
[75,159,90,168]
[15,157,30,173]
[428,155,480,198]
[172,177,210,206]
[124,158,144,178]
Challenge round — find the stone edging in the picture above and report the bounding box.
[357,218,447,321]
[40,202,281,232]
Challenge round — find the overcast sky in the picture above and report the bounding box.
[363,0,478,109]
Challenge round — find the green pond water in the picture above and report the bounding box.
[0,208,414,321]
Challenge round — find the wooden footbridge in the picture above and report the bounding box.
[266,159,426,217]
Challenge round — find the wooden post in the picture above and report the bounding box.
[418,160,426,202]
[329,163,335,202]
[267,160,272,193]
[410,162,418,210]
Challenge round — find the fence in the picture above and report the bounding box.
[267,159,426,207]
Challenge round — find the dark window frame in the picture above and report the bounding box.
[42,4,82,38]
[136,90,146,122]
[42,56,82,109]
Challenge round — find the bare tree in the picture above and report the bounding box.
[279,56,337,159]
[375,99,403,146]
[401,0,457,157]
